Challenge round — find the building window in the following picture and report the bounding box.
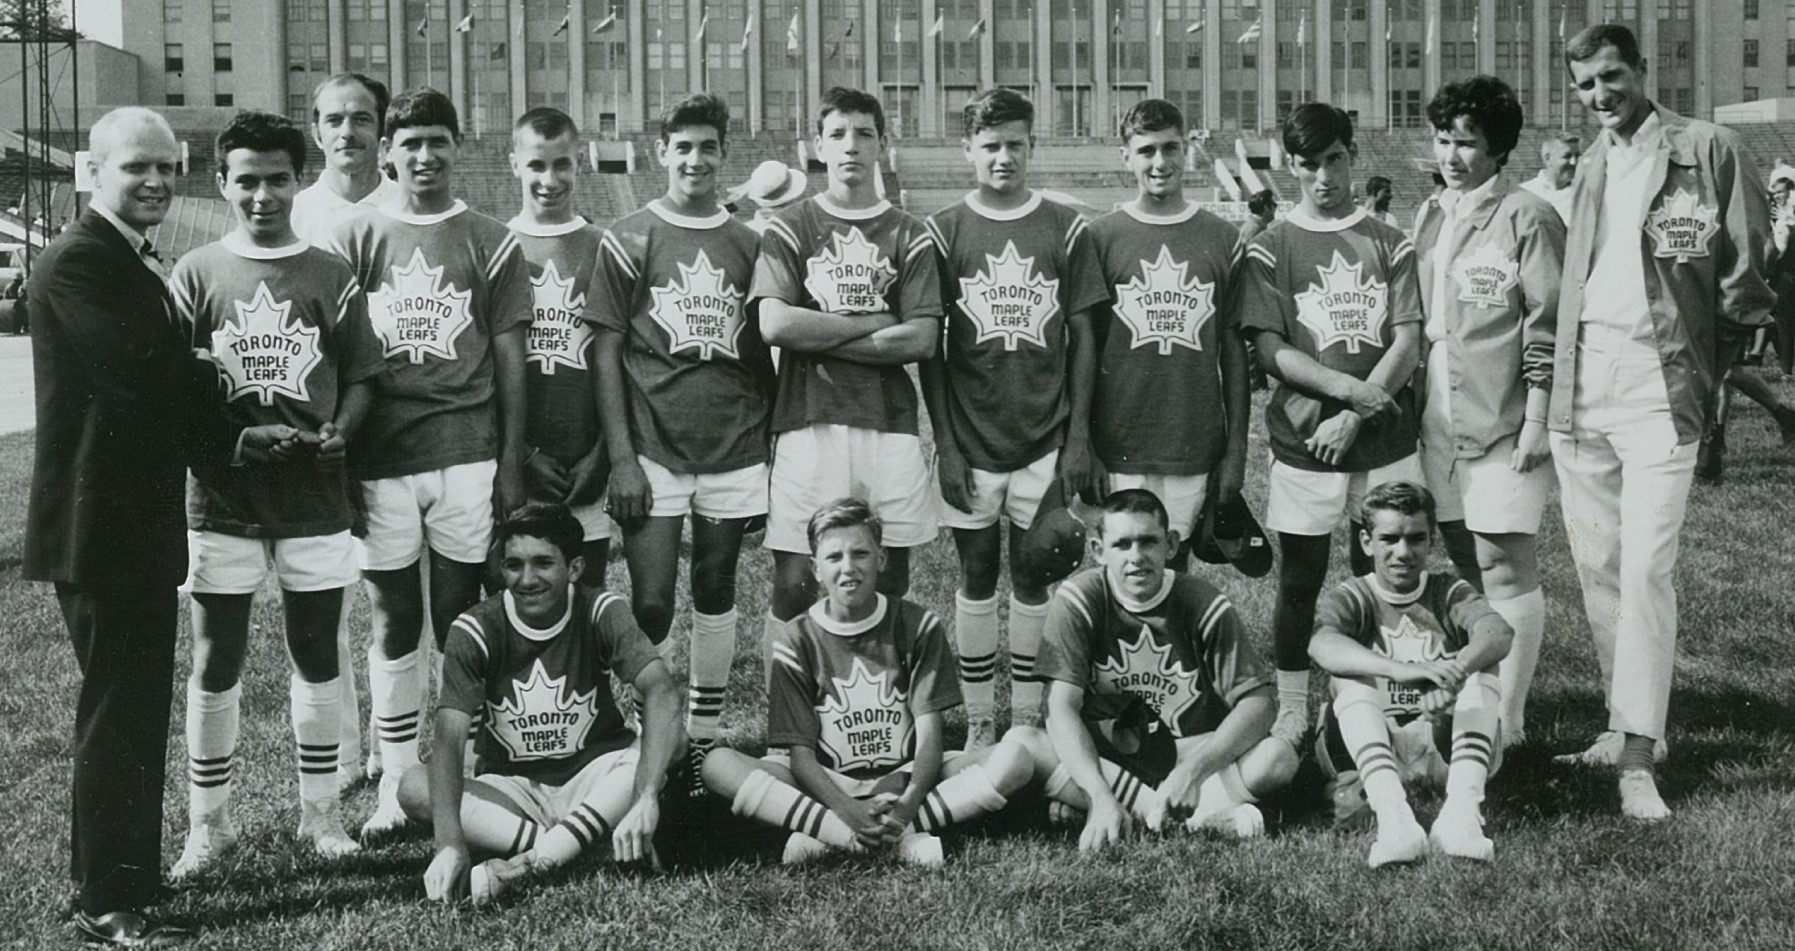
[1746,0,1759,18]
[1785,37,1794,67]
[212,0,228,22]
[166,0,182,23]
[1240,45,1255,69]
[166,93,185,105]
[213,43,232,72]
[215,93,234,106]
[165,43,184,73]
[1745,85,1759,102]
[1747,39,1759,69]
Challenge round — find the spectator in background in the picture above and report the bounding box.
[1519,132,1580,222]
[1361,175,1398,227]
[1767,162,1795,375]
[1240,188,1277,244]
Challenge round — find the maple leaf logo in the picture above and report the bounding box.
[1093,624,1203,736]
[365,247,475,364]
[816,657,911,774]
[1112,246,1216,356]
[210,281,322,407]
[527,258,593,374]
[804,227,896,315]
[1295,251,1389,355]
[1373,614,1452,716]
[648,249,746,361]
[490,659,601,762]
[1644,188,1719,264]
[1450,241,1520,310]
[957,240,1061,351]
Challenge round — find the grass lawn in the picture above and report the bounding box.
[3,386,1795,950]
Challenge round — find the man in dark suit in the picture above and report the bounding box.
[25,106,297,946]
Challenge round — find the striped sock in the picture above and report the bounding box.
[370,648,422,775]
[955,592,1000,723]
[730,769,856,849]
[533,802,613,867]
[185,682,241,819]
[290,676,342,805]
[1446,675,1499,807]
[912,764,1010,833]
[1008,597,1049,726]
[459,794,542,856]
[1333,685,1408,822]
[1100,759,1161,820]
[687,609,737,745]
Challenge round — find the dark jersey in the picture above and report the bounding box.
[1315,572,1499,719]
[508,217,604,467]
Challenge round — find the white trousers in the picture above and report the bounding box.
[1549,344,1696,742]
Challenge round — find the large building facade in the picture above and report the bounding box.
[123,1,1769,138]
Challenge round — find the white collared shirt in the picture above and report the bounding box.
[291,175,401,247]
[1582,111,1664,351]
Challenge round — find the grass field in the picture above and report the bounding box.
[4,386,1795,951]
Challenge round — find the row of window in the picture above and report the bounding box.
[164,43,232,73]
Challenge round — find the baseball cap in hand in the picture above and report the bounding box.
[1192,491,1273,578]
[1013,481,1087,590]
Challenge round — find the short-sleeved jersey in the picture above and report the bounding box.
[440,587,659,786]
[1315,572,1499,720]
[765,595,961,780]
[1036,567,1270,738]
[291,177,401,248]
[750,195,943,436]
[589,202,773,473]
[171,236,385,538]
[507,217,604,466]
[1238,207,1423,472]
[1086,203,1243,476]
[926,191,1108,471]
[326,201,532,480]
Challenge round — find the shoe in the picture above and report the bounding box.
[468,853,535,906]
[1046,801,1085,829]
[686,745,712,800]
[1429,803,1494,861]
[1694,425,1725,484]
[1367,811,1428,869]
[781,832,831,865]
[73,910,195,946]
[1186,802,1265,839]
[360,772,408,839]
[169,813,239,881]
[1270,705,1309,750]
[896,832,945,868]
[1619,769,1672,822]
[963,716,997,753]
[1552,731,1668,767]
[298,798,361,859]
[1499,722,1527,752]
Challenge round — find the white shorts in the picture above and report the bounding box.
[760,749,960,799]
[475,746,639,828]
[1420,432,1552,534]
[357,459,497,569]
[1264,454,1424,537]
[569,498,618,542]
[638,455,769,520]
[765,424,939,553]
[1107,471,1211,539]
[940,450,1058,532]
[185,530,358,595]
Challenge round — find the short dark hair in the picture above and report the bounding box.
[1364,175,1393,196]
[1247,188,1277,216]
[962,87,1034,138]
[662,92,732,148]
[1427,74,1525,167]
[807,497,883,553]
[515,105,578,144]
[1282,102,1355,159]
[817,86,886,138]
[215,110,307,178]
[311,73,390,137]
[386,86,460,140]
[1099,488,1170,535]
[496,502,585,564]
[1360,481,1438,529]
[1565,23,1643,70]
[1119,98,1185,143]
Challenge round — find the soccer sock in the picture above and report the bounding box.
[1489,589,1545,739]
[1445,675,1500,809]
[290,676,343,805]
[1008,597,1049,726]
[955,592,1000,723]
[912,764,1010,833]
[185,682,241,820]
[370,648,422,775]
[730,769,857,849]
[1618,733,1658,777]
[655,631,678,669]
[458,795,543,856]
[1190,762,1258,822]
[687,609,737,748]
[534,762,639,865]
[1043,761,1159,820]
[1276,669,1311,719]
[1332,683,1410,824]
[335,607,363,771]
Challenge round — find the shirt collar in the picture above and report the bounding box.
[807,594,888,637]
[89,198,149,255]
[1604,109,1663,163]
[1439,172,1501,221]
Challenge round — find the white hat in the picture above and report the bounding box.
[732,160,808,209]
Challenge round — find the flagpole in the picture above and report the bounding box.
[896,15,903,137]
[1073,7,1080,136]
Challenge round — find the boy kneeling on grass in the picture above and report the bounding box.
[1010,488,1298,851]
[702,498,1033,866]
[1308,481,1513,867]
[399,502,685,904]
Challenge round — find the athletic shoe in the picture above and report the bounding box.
[1552,731,1668,767]
[896,832,945,868]
[1619,769,1672,821]
[1270,705,1309,750]
[781,833,831,865]
[1367,811,1428,869]
[686,745,711,800]
[1694,424,1725,484]
[1428,802,1494,861]
[170,813,240,881]
[469,853,535,905]
[1187,803,1265,839]
[1046,801,1085,829]
[360,772,408,838]
[963,716,997,753]
[298,798,361,859]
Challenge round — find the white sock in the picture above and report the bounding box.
[654,632,678,669]
[290,676,342,805]
[185,682,241,819]
[1276,669,1310,716]
[1190,762,1257,824]
[955,592,1000,722]
[913,764,1009,832]
[1446,675,1500,810]
[370,648,422,775]
[732,769,857,849]
[687,609,737,746]
[1489,589,1545,739]
[459,792,542,855]
[335,604,363,771]
[1332,685,1409,824]
[1008,597,1048,725]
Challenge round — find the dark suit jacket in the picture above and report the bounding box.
[25,208,238,588]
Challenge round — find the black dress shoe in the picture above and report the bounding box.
[73,910,195,947]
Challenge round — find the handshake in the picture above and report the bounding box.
[240,421,347,465]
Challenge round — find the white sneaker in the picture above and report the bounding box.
[1367,810,1428,869]
[1428,803,1494,861]
[299,798,361,859]
[896,832,945,868]
[170,812,240,880]
[963,716,997,753]
[1187,803,1265,839]
[1553,731,1668,767]
[1619,769,1672,821]
[781,832,831,865]
[469,853,535,905]
[360,772,408,838]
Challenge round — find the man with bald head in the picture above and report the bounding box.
[1519,133,1579,221]
[26,106,295,945]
